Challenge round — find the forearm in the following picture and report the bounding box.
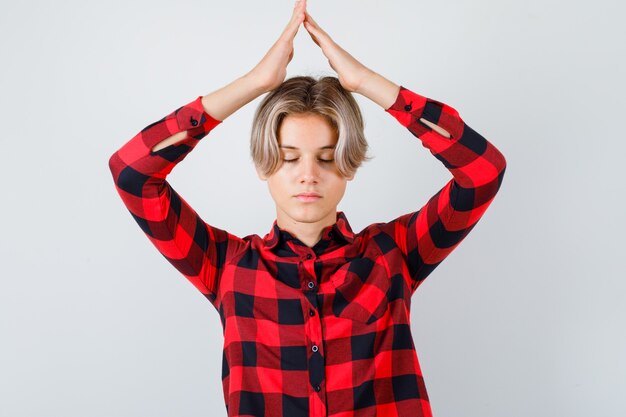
[356,69,400,110]
[151,74,266,152]
[357,71,450,138]
[382,86,506,288]
[386,85,506,189]
[201,73,267,122]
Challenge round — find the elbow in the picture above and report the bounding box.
[483,146,507,197]
[495,149,507,177]
[108,152,116,172]
[497,151,506,179]
[487,140,507,178]
[108,151,122,184]
[492,151,507,195]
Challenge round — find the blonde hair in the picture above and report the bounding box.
[250,75,372,178]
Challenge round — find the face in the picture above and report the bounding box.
[256,112,354,230]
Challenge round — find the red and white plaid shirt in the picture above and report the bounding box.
[109,85,507,417]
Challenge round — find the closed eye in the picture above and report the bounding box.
[283,158,334,163]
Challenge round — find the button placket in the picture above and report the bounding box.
[302,253,324,397]
[300,252,317,291]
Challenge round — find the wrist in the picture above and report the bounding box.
[239,72,268,95]
[357,71,400,110]
[355,68,376,95]
[243,71,274,96]
[201,74,268,122]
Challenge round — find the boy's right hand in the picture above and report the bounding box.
[247,0,306,92]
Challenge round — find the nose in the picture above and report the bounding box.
[299,156,320,184]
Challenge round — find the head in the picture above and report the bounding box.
[251,75,371,228]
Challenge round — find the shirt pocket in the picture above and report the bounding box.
[330,256,391,325]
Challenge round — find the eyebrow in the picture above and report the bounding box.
[279,145,336,150]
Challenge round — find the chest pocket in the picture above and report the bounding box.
[331,256,390,325]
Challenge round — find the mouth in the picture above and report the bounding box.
[295,193,322,202]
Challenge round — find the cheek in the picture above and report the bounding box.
[328,179,348,197]
[268,176,291,198]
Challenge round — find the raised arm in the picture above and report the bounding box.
[303,7,507,294]
[107,87,249,307]
[153,0,307,151]
[303,7,453,139]
[108,0,307,306]
[382,86,506,292]
[150,75,265,152]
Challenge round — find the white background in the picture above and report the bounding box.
[1,0,624,416]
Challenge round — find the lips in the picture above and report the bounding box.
[295,192,322,202]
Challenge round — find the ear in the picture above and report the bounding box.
[255,165,268,181]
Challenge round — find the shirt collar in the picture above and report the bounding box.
[263,211,355,250]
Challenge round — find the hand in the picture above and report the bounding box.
[303,9,373,93]
[247,0,305,92]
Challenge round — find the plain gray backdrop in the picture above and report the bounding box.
[1,0,624,416]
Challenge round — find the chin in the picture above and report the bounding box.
[291,212,323,224]
[287,206,329,223]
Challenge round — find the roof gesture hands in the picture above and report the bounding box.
[246,0,399,109]
[248,0,371,93]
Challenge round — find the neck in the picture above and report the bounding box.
[276,210,337,248]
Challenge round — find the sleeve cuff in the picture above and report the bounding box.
[175,95,222,133]
[384,86,428,127]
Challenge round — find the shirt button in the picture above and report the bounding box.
[309,309,315,316]
[314,385,321,392]
[312,345,318,352]
[307,281,315,289]
[190,117,198,126]
[404,104,412,111]
[306,254,313,260]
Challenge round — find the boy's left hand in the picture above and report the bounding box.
[303,6,373,93]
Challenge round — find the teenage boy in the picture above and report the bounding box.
[108,1,507,416]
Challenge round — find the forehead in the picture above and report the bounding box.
[278,113,337,149]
